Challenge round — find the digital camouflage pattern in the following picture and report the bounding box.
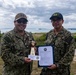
[1,29,34,75]
[40,27,75,75]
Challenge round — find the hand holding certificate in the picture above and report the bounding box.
[37,45,54,67]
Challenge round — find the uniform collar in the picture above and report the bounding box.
[13,28,29,39]
[53,26,65,34]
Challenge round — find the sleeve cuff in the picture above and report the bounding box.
[55,64,59,68]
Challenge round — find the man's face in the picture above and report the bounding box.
[14,18,27,32]
[51,17,64,29]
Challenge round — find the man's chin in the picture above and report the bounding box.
[54,26,60,29]
[18,29,25,32]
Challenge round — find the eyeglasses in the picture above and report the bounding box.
[16,18,28,24]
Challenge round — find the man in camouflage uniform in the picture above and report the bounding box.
[40,12,75,75]
[1,13,35,75]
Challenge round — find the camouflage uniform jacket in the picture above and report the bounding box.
[41,27,75,75]
[1,29,34,75]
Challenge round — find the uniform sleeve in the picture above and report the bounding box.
[58,38,75,66]
[1,34,25,66]
[45,32,51,45]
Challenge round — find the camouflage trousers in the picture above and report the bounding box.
[2,66,31,75]
[2,72,31,75]
[40,67,70,75]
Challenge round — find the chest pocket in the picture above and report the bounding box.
[58,35,73,56]
[10,35,32,55]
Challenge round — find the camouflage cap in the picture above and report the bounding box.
[50,12,63,20]
[15,13,27,21]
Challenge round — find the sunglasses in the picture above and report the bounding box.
[16,18,28,24]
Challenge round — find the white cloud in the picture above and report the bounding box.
[0,0,76,33]
[64,22,76,28]
[1,0,36,8]
[65,13,76,20]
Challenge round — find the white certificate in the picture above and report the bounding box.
[38,45,54,67]
[28,55,40,60]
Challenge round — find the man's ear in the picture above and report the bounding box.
[51,20,52,22]
[14,20,16,23]
[62,20,64,24]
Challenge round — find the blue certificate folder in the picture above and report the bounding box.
[37,45,54,67]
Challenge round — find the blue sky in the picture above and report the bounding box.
[0,0,76,33]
